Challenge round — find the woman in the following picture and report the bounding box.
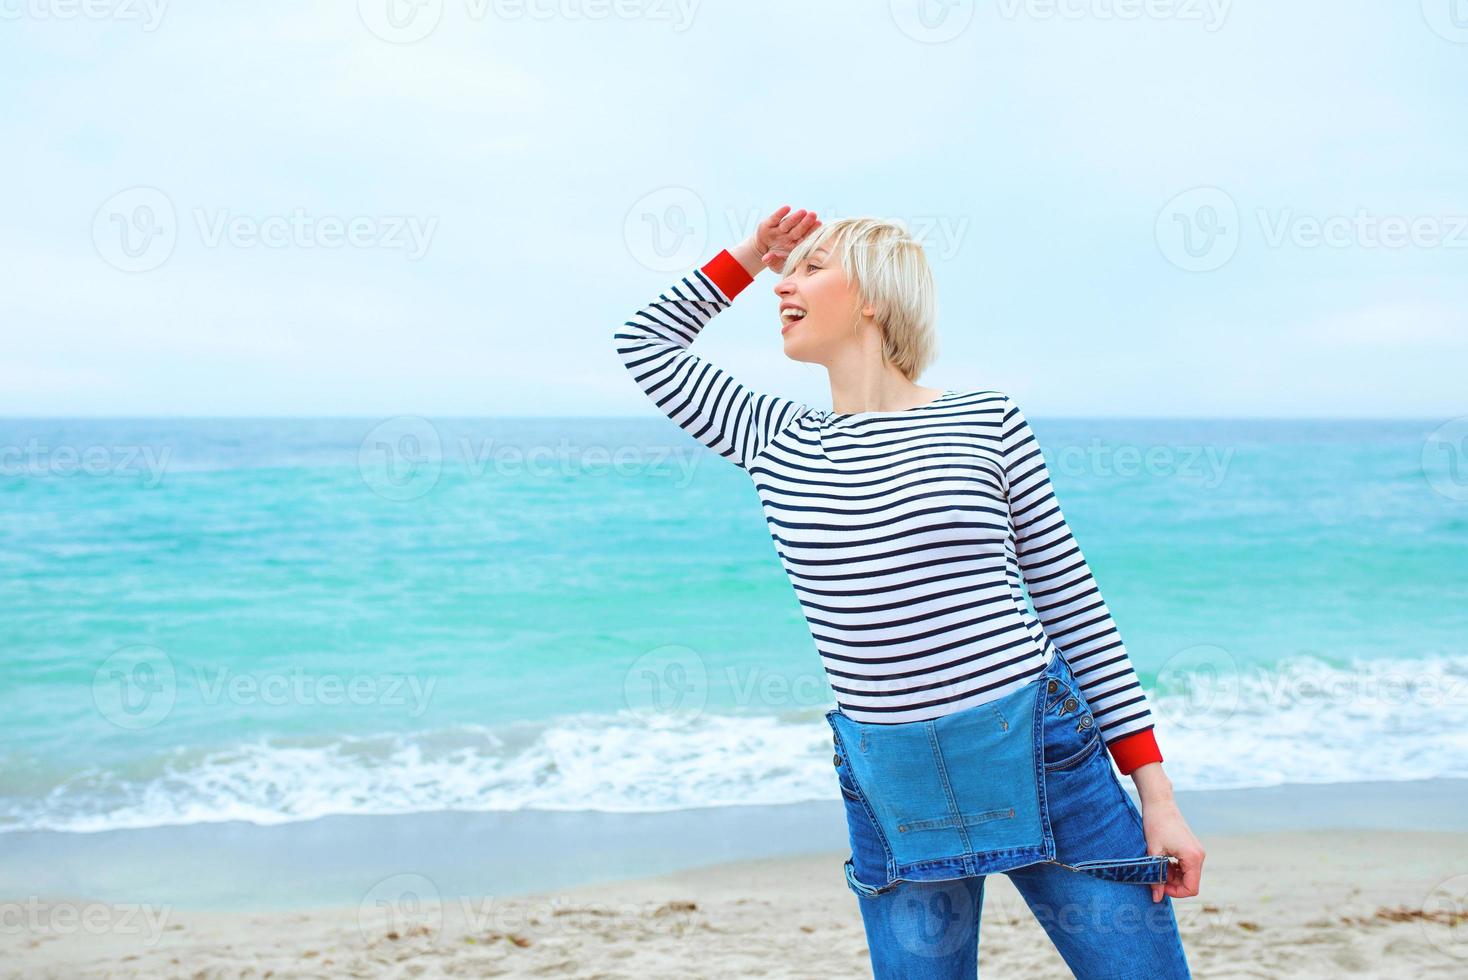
[615,205,1204,978]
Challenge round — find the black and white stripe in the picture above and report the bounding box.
[615,265,1156,747]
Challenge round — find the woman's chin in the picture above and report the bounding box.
[780,338,817,365]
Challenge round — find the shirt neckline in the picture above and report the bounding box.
[823,389,957,421]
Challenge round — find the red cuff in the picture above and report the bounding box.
[1105,727,1162,775]
[701,249,754,301]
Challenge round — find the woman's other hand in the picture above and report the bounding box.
[1141,796,1206,903]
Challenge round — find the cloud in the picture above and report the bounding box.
[1293,303,1467,347]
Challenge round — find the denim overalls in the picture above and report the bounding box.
[826,651,1171,898]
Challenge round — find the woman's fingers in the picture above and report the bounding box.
[754,207,820,272]
[1168,859,1187,898]
[1150,850,1197,903]
[1159,850,1203,899]
[755,206,790,242]
[773,207,810,229]
[1151,858,1176,903]
[777,209,809,235]
[1177,848,1204,897]
[764,206,797,235]
[773,211,818,247]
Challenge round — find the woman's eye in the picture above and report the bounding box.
[806,263,820,273]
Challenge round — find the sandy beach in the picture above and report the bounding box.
[4,780,1468,978]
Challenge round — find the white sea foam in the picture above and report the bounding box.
[6,654,1468,834]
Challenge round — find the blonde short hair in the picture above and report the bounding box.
[782,216,938,381]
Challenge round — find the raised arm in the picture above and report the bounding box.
[1000,394,1163,775]
[614,209,822,472]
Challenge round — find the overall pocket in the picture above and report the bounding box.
[1040,659,1100,773]
[1035,660,1167,883]
[828,721,894,895]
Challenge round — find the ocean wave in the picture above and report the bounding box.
[5,653,1468,834]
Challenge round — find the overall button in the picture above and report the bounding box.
[1079,714,1093,728]
[1047,679,1058,694]
[1062,697,1078,713]
[833,753,842,767]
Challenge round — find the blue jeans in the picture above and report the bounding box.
[835,654,1191,978]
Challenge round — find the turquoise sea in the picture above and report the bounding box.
[3,415,1467,835]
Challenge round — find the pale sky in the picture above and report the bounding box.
[2,1,1464,418]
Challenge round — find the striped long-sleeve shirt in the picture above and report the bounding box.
[614,249,1163,774]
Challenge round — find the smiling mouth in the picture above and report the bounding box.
[780,309,807,327]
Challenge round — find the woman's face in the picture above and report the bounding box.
[773,245,867,364]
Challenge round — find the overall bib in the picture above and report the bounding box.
[826,652,1171,898]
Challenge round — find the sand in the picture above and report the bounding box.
[5,828,1468,979]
